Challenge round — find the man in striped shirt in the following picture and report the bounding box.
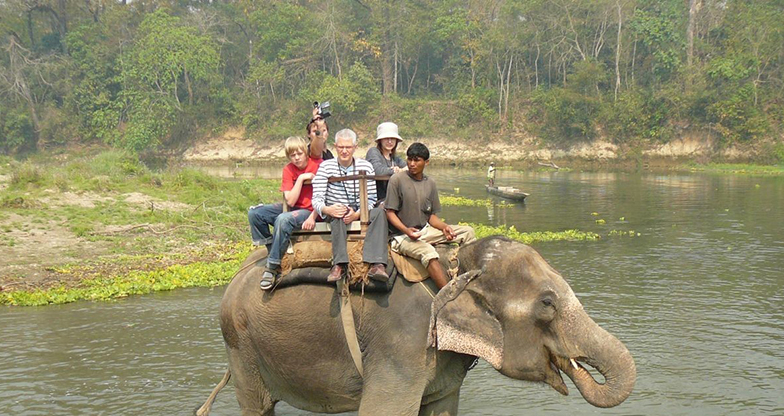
[312,129,389,282]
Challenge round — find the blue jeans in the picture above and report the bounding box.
[248,203,310,267]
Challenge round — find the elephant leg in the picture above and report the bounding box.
[357,366,428,416]
[358,384,422,416]
[227,349,276,416]
[418,389,460,416]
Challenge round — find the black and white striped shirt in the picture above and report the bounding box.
[312,158,377,219]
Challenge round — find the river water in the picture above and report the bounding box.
[2,167,783,415]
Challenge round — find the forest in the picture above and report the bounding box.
[1,0,783,160]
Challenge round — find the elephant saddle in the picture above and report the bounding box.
[271,240,458,288]
[389,244,460,283]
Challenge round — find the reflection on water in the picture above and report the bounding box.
[2,169,784,415]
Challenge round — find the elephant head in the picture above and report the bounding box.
[430,236,636,408]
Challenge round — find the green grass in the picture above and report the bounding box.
[1,150,281,245]
[682,162,784,175]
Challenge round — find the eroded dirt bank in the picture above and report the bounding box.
[182,127,771,166]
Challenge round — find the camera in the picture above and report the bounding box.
[313,101,331,119]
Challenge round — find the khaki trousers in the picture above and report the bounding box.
[391,224,476,267]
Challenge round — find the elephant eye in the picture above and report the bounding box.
[542,298,553,307]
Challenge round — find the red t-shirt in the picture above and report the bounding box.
[281,158,321,210]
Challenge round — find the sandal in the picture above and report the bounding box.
[260,266,280,290]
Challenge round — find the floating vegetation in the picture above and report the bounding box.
[442,195,514,208]
[1,244,253,307]
[608,230,640,237]
[595,219,606,224]
[463,223,600,244]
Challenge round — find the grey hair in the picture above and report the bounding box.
[334,128,358,145]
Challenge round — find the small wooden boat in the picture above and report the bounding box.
[486,185,529,201]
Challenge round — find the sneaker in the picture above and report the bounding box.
[367,263,389,282]
[327,264,344,282]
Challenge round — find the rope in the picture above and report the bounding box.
[418,281,435,299]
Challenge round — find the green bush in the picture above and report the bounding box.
[10,163,50,189]
[530,86,598,143]
[89,150,148,178]
[604,89,669,142]
[315,62,381,122]
[455,87,497,130]
[707,85,769,143]
[0,109,36,153]
[774,143,784,165]
[38,107,75,147]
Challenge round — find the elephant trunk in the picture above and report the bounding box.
[557,310,636,408]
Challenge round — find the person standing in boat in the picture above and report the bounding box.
[487,161,496,187]
[365,122,406,205]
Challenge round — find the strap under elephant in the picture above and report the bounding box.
[336,279,364,378]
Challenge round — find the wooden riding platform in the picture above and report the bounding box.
[283,171,390,242]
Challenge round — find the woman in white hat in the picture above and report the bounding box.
[365,121,407,203]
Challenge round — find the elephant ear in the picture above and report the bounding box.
[428,269,504,369]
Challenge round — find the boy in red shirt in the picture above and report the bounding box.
[248,136,321,290]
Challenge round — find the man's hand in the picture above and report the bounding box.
[302,215,316,230]
[343,207,360,224]
[406,227,422,241]
[298,172,315,182]
[442,225,456,241]
[326,203,348,218]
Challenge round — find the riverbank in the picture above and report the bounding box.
[0,150,278,302]
[182,127,784,170]
[1,150,607,306]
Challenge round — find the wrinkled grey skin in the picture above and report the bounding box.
[198,236,635,415]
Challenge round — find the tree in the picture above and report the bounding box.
[118,9,221,151]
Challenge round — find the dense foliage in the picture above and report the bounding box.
[1,0,782,155]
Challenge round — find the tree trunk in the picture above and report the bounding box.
[686,0,702,91]
[687,0,702,68]
[614,0,623,102]
[6,35,42,147]
[504,53,513,119]
[184,67,194,106]
[380,2,394,95]
[393,40,398,93]
[534,41,540,88]
[27,11,35,46]
[407,60,418,95]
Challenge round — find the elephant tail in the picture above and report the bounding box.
[194,368,231,416]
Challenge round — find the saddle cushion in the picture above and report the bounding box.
[281,240,369,284]
[390,244,460,283]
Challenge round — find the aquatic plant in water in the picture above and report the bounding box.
[1,244,253,307]
[463,223,600,244]
[441,195,514,208]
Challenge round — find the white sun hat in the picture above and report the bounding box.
[375,122,403,142]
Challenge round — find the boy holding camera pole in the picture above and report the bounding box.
[249,136,320,290]
[385,142,476,289]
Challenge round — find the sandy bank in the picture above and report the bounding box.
[182,127,766,166]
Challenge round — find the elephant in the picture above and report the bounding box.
[197,236,636,415]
